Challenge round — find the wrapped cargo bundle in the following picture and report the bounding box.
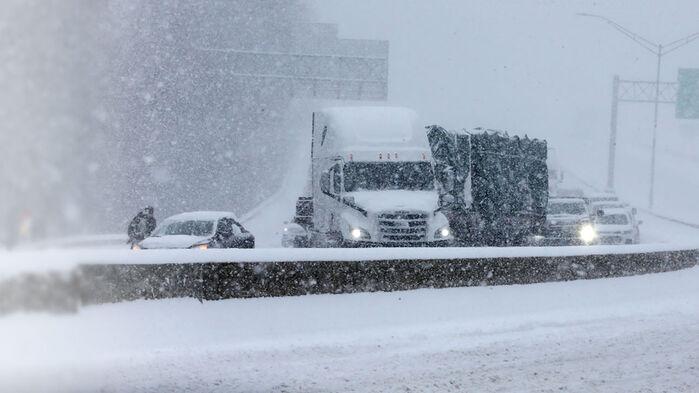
[427,126,548,246]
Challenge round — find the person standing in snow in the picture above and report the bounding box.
[127,206,156,245]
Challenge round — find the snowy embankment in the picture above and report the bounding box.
[1,266,698,392]
[239,130,310,248]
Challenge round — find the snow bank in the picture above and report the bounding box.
[2,243,698,279]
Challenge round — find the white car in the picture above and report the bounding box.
[588,201,641,242]
[134,211,255,250]
[593,208,639,245]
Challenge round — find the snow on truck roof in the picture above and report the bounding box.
[162,211,239,222]
[320,106,424,146]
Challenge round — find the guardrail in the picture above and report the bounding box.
[1,246,697,315]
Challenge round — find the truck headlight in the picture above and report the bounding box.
[579,224,597,244]
[434,226,451,239]
[350,227,370,240]
[131,243,141,250]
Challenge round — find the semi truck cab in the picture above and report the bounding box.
[309,107,452,247]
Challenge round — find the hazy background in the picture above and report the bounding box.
[0,0,309,244]
[1,0,698,245]
[311,0,699,132]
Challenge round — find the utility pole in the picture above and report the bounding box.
[577,13,699,209]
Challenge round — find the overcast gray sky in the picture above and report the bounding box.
[304,0,699,214]
[307,0,699,140]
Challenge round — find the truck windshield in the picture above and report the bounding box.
[344,162,435,192]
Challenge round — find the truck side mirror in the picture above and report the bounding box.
[321,171,332,195]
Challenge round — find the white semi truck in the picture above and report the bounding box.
[284,106,452,247]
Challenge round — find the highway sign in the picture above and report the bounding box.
[677,68,699,119]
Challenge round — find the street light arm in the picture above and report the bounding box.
[576,13,659,55]
[663,32,699,55]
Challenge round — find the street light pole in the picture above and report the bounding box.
[577,13,699,209]
[649,45,662,209]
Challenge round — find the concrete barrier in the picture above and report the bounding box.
[1,248,697,315]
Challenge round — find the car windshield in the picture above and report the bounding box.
[155,220,215,236]
[343,162,435,192]
[548,202,586,215]
[597,214,629,225]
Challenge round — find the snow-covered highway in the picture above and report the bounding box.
[2,264,698,392]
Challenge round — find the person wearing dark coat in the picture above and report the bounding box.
[128,206,156,244]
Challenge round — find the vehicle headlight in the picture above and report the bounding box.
[131,243,141,250]
[579,224,597,244]
[434,226,451,239]
[349,226,370,240]
[190,243,209,250]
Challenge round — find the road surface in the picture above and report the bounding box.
[1,265,698,392]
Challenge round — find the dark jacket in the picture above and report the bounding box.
[128,208,156,243]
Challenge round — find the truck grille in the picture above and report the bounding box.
[378,211,428,242]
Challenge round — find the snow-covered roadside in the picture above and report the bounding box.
[240,125,311,249]
[1,241,697,280]
[638,210,699,244]
[1,266,698,392]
